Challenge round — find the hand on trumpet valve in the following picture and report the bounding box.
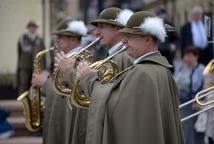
[76,61,97,80]
[54,51,76,73]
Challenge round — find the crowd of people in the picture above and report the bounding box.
[0,4,213,144]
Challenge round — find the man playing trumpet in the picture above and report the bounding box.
[32,19,87,144]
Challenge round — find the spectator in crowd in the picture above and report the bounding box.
[180,5,210,65]
[0,108,14,139]
[174,47,205,144]
[16,20,47,95]
[156,6,178,73]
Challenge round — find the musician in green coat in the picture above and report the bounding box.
[77,11,185,144]
[31,19,87,144]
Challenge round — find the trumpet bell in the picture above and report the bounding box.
[53,50,96,97]
[97,60,119,83]
[70,60,119,109]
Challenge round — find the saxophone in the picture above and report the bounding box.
[17,47,55,131]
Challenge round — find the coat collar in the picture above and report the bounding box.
[111,51,172,83]
[137,51,172,68]
[134,51,159,64]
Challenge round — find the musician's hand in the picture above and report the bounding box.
[54,51,76,73]
[76,62,97,79]
[31,71,50,87]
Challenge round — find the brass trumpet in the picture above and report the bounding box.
[70,46,127,109]
[180,59,214,122]
[53,37,100,97]
[179,86,214,122]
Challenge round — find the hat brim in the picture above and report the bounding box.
[91,19,124,28]
[119,27,147,36]
[52,30,82,37]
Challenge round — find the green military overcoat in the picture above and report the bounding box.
[79,52,184,144]
[43,76,73,144]
[42,49,73,144]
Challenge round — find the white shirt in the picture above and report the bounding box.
[191,20,208,49]
[27,32,37,41]
[108,42,123,56]
[133,51,159,65]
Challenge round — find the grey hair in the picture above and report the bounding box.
[191,5,203,14]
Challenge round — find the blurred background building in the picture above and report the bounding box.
[0,0,213,74]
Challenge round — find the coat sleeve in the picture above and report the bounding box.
[78,73,100,98]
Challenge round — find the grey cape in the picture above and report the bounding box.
[79,52,184,144]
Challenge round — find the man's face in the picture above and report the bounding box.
[28,26,37,33]
[183,53,198,67]
[192,11,202,21]
[57,35,73,52]
[122,34,148,58]
[95,23,118,47]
